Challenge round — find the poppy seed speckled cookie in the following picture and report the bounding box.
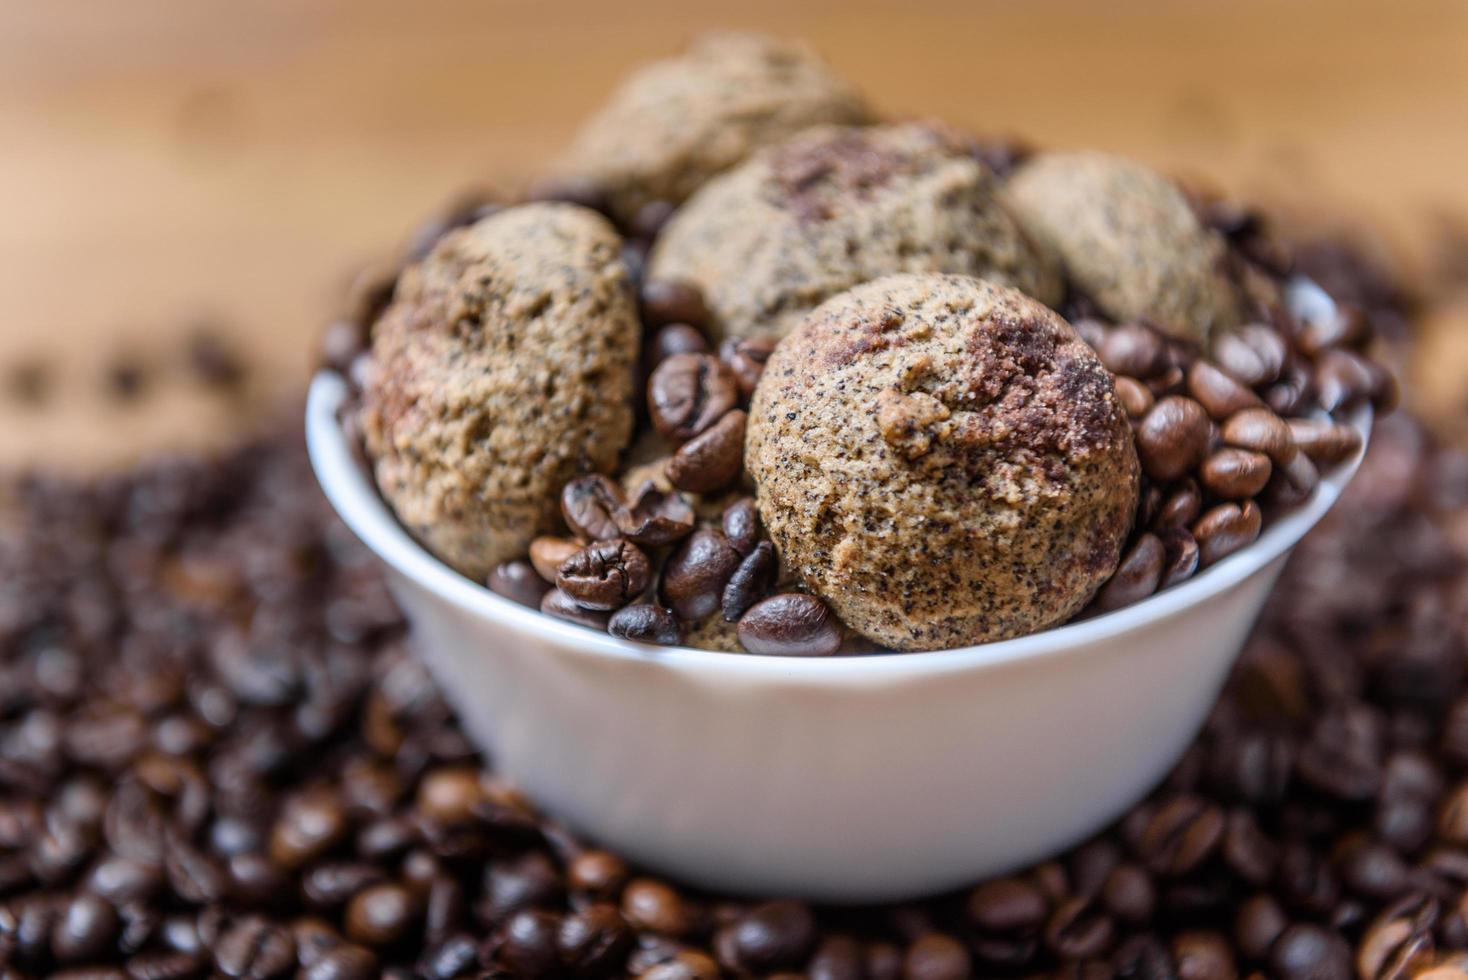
[746,274,1140,650]
[1005,151,1242,345]
[551,32,869,226]
[647,123,1063,343]
[359,203,640,581]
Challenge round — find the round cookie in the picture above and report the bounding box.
[359,203,639,581]
[648,123,1063,342]
[746,274,1139,650]
[1004,151,1242,344]
[552,32,869,225]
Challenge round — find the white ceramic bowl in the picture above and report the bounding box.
[307,376,1368,903]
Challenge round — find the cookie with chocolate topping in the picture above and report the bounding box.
[648,122,1063,342]
[746,273,1139,649]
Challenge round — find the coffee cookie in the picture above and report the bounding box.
[648,122,1062,342]
[747,273,1139,649]
[359,203,639,580]
[552,32,869,225]
[1005,151,1242,344]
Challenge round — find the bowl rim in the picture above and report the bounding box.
[306,369,1371,679]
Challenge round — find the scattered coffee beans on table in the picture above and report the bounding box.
[0,404,1465,977]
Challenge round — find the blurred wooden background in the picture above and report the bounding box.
[3,0,1466,470]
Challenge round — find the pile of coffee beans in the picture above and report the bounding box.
[0,389,1465,977]
[321,173,1398,653]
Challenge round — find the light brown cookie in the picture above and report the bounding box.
[1005,151,1242,344]
[648,123,1063,342]
[552,32,869,225]
[359,203,639,580]
[746,274,1139,650]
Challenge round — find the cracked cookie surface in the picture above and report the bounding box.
[746,273,1139,649]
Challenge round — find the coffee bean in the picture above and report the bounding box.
[568,850,629,900]
[1115,376,1156,419]
[89,856,163,905]
[122,949,208,980]
[298,944,379,980]
[1233,893,1288,961]
[1139,796,1224,876]
[648,353,739,442]
[214,915,296,979]
[1220,407,1296,466]
[1314,348,1377,412]
[1267,450,1320,507]
[539,588,612,630]
[344,883,418,946]
[556,539,652,610]
[904,932,971,980]
[719,336,778,398]
[667,409,746,493]
[1137,397,1212,482]
[1213,325,1286,386]
[1170,930,1235,980]
[52,892,120,962]
[732,900,816,971]
[268,793,347,870]
[650,323,710,366]
[494,908,561,976]
[1268,923,1352,980]
[558,903,632,974]
[615,482,697,547]
[720,497,762,556]
[1157,527,1201,589]
[643,949,722,980]
[481,851,563,921]
[809,935,865,980]
[1099,324,1167,378]
[1200,448,1273,499]
[1100,864,1155,924]
[722,541,777,622]
[641,280,709,329]
[608,603,683,645]
[1156,479,1203,529]
[1287,418,1363,465]
[487,560,550,608]
[621,879,692,937]
[527,537,581,585]
[1192,501,1262,566]
[1094,533,1165,611]
[1044,898,1113,960]
[1187,361,1264,420]
[662,529,742,621]
[560,476,626,542]
[737,593,842,657]
[967,877,1049,933]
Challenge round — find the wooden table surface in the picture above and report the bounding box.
[3,0,1466,470]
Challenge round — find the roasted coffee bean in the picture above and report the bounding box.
[1099,323,1167,378]
[1115,376,1156,419]
[302,863,386,908]
[556,539,652,610]
[1192,501,1262,566]
[1137,397,1212,482]
[1287,417,1363,465]
[568,851,628,901]
[648,353,739,441]
[615,483,696,547]
[1233,892,1287,961]
[650,323,710,366]
[560,476,626,542]
[662,528,742,621]
[608,603,683,645]
[1157,527,1201,589]
[529,537,582,584]
[481,851,564,921]
[494,909,562,976]
[52,892,120,962]
[1187,361,1263,420]
[228,852,290,905]
[722,541,777,622]
[487,560,550,608]
[213,915,296,979]
[1169,930,1234,980]
[1314,348,1377,412]
[558,903,632,974]
[1221,407,1296,466]
[667,409,746,493]
[1213,324,1286,386]
[737,593,843,657]
[1267,449,1320,506]
[1044,898,1114,960]
[268,793,347,870]
[621,878,692,937]
[721,496,762,556]
[720,336,778,398]
[1100,864,1155,924]
[344,883,418,946]
[967,877,1049,933]
[643,949,722,980]
[1200,448,1272,499]
[298,944,378,980]
[732,900,817,971]
[1268,923,1352,980]
[904,932,971,980]
[1094,533,1164,611]
[808,935,865,980]
[1138,796,1224,876]
[89,856,163,905]
[416,766,485,826]
[539,588,612,630]
[641,279,709,329]
[1157,479,1203,529]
